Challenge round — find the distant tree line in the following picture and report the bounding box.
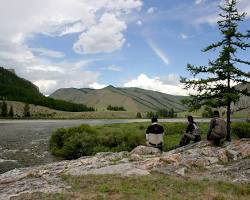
[0,100,31,118]
[146,108,177,119]
[0,100,14,118]
[107,105,126,111]
[0,67,95,112]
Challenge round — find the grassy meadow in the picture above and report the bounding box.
[15,173,250,200]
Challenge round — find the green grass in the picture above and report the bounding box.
[16,174,250,200]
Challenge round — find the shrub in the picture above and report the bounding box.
[49,124,145,159]
[231,122,250,138]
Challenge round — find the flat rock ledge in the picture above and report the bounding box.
[0,139,250,200]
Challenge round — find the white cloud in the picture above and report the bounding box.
[160,74,180,86]
[124,74,189,96]
[180,33,188,40]
[34,80,57,95]
[0,0,143,95]
[31,48,65,58]
[103,65,122,72]
[0,41,100,95]
[195,0,206,5]
[147,7,157,14]
[73,13,127,54]
[89,82,107,89]
[59,22,86,36]
[147,40,170,65]
[136,20,143,26]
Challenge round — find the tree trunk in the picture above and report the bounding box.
[226,102,231,141]
[226,70,231,141]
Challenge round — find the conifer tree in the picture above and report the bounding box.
[1,100,8,117]
[9,105,14,118]
[181,0,250,141]
[24,103,31,117]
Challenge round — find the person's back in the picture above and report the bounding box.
[207,111,227,145]
[178,116,201,147]
[146,117,164,151]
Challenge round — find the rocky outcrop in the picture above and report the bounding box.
[0,139,250,200]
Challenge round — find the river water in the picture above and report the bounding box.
[0,118,243,174]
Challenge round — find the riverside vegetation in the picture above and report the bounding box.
[49,122,250,159]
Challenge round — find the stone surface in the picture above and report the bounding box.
[130,145,161,155]
[0,139,250,200]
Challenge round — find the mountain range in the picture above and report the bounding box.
[50,86,188,112]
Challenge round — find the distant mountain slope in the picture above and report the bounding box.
[50,85,188,112]
[0,67,94,112]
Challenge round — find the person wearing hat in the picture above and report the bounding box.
[146,117,164,151]
[207,110,227,146]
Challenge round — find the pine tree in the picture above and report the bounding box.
[24,103,31,117]
[1,100,8,117]
[9,105,14,118]
[181,0,250,141]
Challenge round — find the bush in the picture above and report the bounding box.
[50,122,215,159]
[49,124,145,159]
[232,122,250,138]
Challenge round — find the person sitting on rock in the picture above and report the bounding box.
[207,110,227,146]
[146,117,164,151]
[178,115,201,147]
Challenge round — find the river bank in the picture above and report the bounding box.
[0,119,247,174]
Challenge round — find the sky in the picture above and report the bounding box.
[0,0,249,96]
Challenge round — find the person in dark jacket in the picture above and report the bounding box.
[146,117,164,151]
[207,110,227,146]
[178,116,201,147]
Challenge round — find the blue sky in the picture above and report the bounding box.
[0,0,249,95]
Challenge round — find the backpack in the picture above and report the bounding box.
[212,118,227,137]
[192,123,200,136]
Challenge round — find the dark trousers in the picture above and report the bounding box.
[148,142,163,151]
[207,132,225,146]
[179,134,201,147]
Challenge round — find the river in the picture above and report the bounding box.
[0,118,244,174]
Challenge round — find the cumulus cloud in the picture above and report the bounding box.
[147,40,170,65]
[180,33,188,40]
[160,74,180,86]
[30,48,65,58]
[0,0,143,95]
[89,82,107,89]
[73,13,127,54]
[124,74,189,96]
[0,41,100,95]
[34,80,57,95]
[136,20,143,26]
[147,7,157,14]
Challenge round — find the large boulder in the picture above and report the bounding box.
[130,145,161,155]
[0,139,250,200]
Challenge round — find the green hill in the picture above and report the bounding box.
[50,85,187,112]
[0,67,94,112]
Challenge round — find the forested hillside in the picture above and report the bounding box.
[0,67,94,112]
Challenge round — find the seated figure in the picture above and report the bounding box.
[146,117,164,151]
[207,110,227,146]
[178,115,201,147]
